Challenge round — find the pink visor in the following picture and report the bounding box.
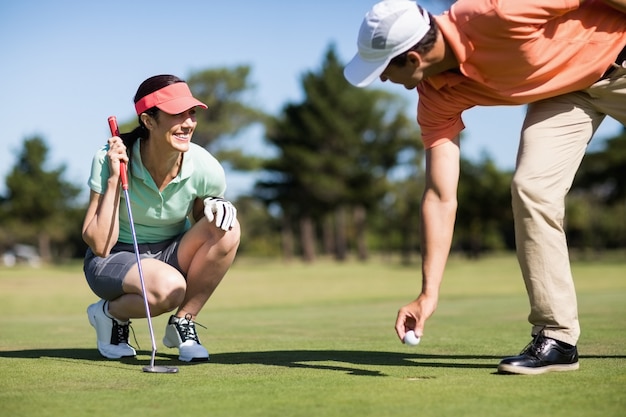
[134,82,208,115]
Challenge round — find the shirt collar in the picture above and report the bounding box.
[424,70,466,90]
[131,139,194,184]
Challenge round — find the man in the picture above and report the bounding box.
[344,0,626,375]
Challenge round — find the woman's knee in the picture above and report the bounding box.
[148,273,186,312]
[196,219,241,255]
[218,222,241,254]
[131,259,185,305]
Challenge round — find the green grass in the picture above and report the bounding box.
[0,253,625,417]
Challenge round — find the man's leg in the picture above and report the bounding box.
[499,91,605,374]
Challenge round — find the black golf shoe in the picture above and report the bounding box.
[498,334,579,375]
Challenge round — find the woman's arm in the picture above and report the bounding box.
[82,137,127,257]
[82,185,122,258]
[191,197,205,223]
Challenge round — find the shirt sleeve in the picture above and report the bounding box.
[191,144,227,198]
[417,80,468,149]
[87,145,111,194]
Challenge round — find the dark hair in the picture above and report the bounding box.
[389,9,438,67]
[120,74,185,162]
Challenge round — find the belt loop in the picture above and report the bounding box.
[602,44,626,79]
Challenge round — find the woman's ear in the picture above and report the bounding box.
[140,113,153,130]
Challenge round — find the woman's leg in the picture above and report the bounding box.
[158,218,240,361]
[107,259,187,321]
[173,218,241,319]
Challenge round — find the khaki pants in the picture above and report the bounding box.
[512,68,626,346]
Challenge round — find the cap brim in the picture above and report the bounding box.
[156,97,208,115]
[344,53,390,88]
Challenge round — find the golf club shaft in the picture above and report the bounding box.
[108,116,158,367]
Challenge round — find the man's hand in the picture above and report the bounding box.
[394,294,438,342]
[204,197,237,231]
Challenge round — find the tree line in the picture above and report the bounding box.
[1,45,625,264]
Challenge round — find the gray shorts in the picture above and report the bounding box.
[83,236,184,301]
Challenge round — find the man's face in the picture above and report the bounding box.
[379,59,423,90]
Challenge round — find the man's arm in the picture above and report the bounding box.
[420,138,460,300]
[395,137,460,341]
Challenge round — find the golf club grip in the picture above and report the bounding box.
[107,116,129,190]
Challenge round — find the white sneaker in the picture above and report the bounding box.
[87,299,136,359]
[162,314,209,362]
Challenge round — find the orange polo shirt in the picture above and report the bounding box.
[417,0,626,149]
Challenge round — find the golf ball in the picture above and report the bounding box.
[403,330,421,346]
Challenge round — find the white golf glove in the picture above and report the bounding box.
[203,197,237,231]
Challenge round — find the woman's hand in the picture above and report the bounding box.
[106,136,128,178]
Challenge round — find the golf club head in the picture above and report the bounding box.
[142,365,179,374]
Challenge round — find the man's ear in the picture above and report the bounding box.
[407,51,423,68]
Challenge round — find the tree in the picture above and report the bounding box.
[455,156,514,257]
[574,129,626,204]
[232,195,282,257]
[369,153,426,265]
[567,129,626,249]
[187,66,268,163]
[1,136,82,262]
[256,45,422,261]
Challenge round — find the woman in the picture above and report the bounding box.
[82,74,240,362]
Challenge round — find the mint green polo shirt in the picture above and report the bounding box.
[88,139,226,244]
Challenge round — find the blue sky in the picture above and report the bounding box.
[0,0,622,199]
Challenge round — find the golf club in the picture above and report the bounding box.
[108,116,178,374]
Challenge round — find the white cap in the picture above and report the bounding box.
[344,0,431,87]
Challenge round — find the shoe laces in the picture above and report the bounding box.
[111,319,139,348]
[520,326,548,358]
[175,313,206,343]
